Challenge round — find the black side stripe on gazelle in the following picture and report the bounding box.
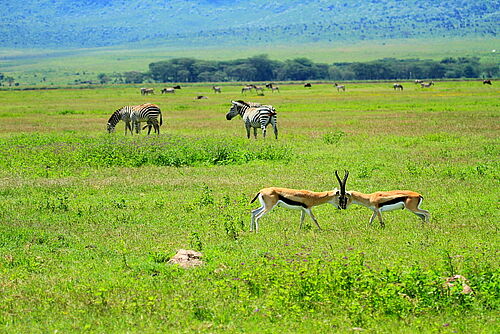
[278,195,308,208]
[379,196,407,208]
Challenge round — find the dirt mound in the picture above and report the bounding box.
[168,249,203,268]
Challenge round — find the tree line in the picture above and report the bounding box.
[110,55,497,84]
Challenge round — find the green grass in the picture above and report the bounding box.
[1,37,498,85]
[0,81,498,333]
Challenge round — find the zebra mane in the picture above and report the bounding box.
[234,100,250,107]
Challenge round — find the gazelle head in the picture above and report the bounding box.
[335,170,349,209]
[226,100,246,120]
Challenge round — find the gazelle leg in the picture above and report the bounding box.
[412,209,430,223]
[299,210,305,229]
[369,211,377,225]
[376,210,385,228]
[304,208,322,230]
[253,208,272,232]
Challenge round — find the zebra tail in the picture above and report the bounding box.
[250,192,260,204]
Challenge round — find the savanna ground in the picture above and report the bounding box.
[0,81,498,333]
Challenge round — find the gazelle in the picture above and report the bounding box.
[338,172,430,227]
[249,171,348,232]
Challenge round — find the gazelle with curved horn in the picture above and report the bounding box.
[340,172,430,227]
[249,172,346,232]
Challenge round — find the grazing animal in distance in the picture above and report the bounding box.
[338,172,430,228]
[414,80,424,85]
[195,95,208,99]
[141,88,154,95]
[173,85,181,89]
[241,85,253,94]
[212,86,221,93]
[226,100,278,139]
[420,81,434,88]
[304,83,312,88]
[334,83,346,91]
[249,171,346,232]
[393,83,404,91]
[161,88,175,94]
[251,84,264,94]
[266,83,280,93]
[483,79,492,85]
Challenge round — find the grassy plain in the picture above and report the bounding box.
[1,37,498,85]
[0,81,498,333]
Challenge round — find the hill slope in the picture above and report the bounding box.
[1,0,498,48]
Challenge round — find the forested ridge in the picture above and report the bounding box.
[1,0,497,48]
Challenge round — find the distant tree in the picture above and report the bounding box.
[123,71,144,84]
[5,76,15,86]
[97,73,111,84]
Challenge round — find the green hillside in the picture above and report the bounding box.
[1,0,498,48]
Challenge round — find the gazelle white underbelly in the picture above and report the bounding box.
[379,202,405,212]
[277,200,304,210]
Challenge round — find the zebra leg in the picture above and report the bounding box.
[272,117,278,139]
[253,127,258,139]
[261,124,267,138]
[245,124,251,139]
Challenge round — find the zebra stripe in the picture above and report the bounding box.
[107,104,162,135]
[226,100,278,139]
[107,106,134,134]
[131,103,163,135]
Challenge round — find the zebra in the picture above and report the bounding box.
[131,103,163,135]
[141,88,154,95]
[334,83,346,91]
[212,86,222,93]
[393,83,404,91]
[226,100,278,139]
[107,106,134,134]
[483,79,492,85]
[420,81,434,88]
[107,104,162,135]
[415,80,424,85]
[304,83,312,87]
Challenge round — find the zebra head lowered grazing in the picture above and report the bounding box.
[107,104,162,135]
[107,106,134,134]
[226,100,278,139]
